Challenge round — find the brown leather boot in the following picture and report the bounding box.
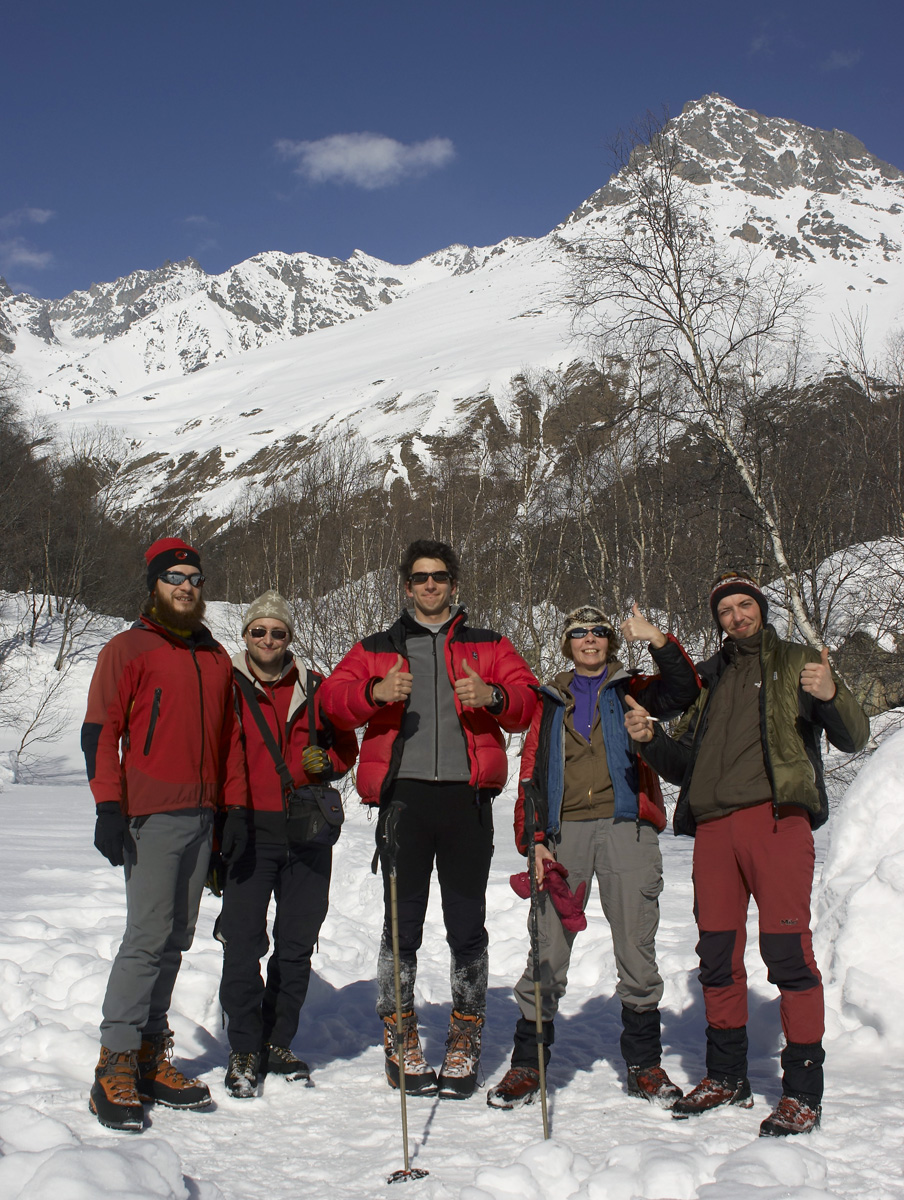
[382,1011,438,1096]
[437,1011,484,1100]
[89,1047,144,1132]
[137,1030,211,1109]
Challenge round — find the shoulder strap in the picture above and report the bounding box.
[234,672,295,796]
[306,670,318,748]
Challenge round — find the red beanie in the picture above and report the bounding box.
[145,538,202,591]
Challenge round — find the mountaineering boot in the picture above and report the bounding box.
[626,1063,683,1108]
[382,1010,438,1096]
[759,1095,822,1137]
[486,1065,541,1109]
[437,1010,484,1100]
[671,1075,753,1119]
[89,1047,144,1132]
[137,1030,211,1109]
[225,1050,261,1098]
[262,1043,311,1082]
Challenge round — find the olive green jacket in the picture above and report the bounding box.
[638,625,870,835]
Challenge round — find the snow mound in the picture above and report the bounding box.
[816,728,904,1048]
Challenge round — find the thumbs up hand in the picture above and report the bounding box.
[800,646,836,701]
[373,654,414,704]
[624,693,656,743]
[454,658,495,708]
[620,603,667,649]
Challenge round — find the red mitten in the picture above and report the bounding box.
[509,861,587,932]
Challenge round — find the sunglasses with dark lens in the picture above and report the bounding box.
[158,570,205,587]
[408,571,452,585]
[567,625,613,641]
[247,627,289,641]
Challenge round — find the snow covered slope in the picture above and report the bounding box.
[2,94,902,515]
[0,598,902,1199]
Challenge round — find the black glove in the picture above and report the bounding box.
[94,802,133,866]
[219,807,249,864]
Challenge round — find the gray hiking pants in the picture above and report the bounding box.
[513,817,664,1023]
[100,808,213,1052]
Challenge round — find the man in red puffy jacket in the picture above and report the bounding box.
[81,537,247,1133]
[320,539,537,1099]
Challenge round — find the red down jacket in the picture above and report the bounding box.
[319,609,538,804]
[81,615,247,816]
[232,652,358,814]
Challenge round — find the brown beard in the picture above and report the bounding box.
[144,588,207,634]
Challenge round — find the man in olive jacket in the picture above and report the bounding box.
[625,572,869,1137]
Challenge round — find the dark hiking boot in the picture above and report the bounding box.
[262,1044,311,1082]
[225,1050,261,1098]
[89,1047,144,1132]
[382,1011,438,1096]
[759,1094,822,1137]
[437,1011,483,1100]
[486,1065,541,1109]
[672,1075,753,1119]
[137,1031,211,1109]
[627,1064,683,1108]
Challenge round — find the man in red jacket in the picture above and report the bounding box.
[320,539,538,1099]
[218,590,358,1099]
[81,537,247,1132]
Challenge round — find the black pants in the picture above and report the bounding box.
[219,838,331,1052]
[378,781,494,1005]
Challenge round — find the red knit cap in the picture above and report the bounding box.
[145,537,202,591]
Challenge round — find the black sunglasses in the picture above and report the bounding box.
[566,625,613,640]
[158,570,205,587]
[408,571,452,584]
[247,627,289,640]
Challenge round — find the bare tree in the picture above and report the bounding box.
[567,112,825,646]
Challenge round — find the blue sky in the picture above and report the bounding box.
[2,0,901,298]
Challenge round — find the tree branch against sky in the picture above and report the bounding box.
[567,114,824,647]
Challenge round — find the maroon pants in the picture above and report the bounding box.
[692,801,824,1045]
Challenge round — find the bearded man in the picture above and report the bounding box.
[81,537,247,1132]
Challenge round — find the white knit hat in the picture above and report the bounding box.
[242,589,294,637]
[560,605,619,660]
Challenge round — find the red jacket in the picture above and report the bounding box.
[232,652,358,815]
[320,609,538,804]
[81,615,247,816]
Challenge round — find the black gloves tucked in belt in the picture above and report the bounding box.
[94,802,133,866]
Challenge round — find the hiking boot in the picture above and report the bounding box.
[89,1047,144,1132]
[382,1011,438,1096]
[627,1063,683,1108]
[759,1094,822,1137]
[437,1011,483,1100]
[672,1075,753,1119]
[486,1065,541,1109]
[137,1030,211,1109]
[262,1044,311,1082]
[225,1050,261,1099]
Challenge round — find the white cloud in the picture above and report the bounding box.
[0,237,54,270]
[0,206,55,232]
[822,48,863,71]
[748,34,770,55]
[275,132,455,190]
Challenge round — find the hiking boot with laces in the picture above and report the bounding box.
[225,1050,261,1099]
[382,1010,438,1096]
[437,1010,484,1100]
[671,1074,753,1119]
[262,1043,311,1082]
[486,1065,541,1109]
[759,1094,822,1137]
[89,1047,144,1132]
[137,1031,211,1109]
[627,1063,683,1108]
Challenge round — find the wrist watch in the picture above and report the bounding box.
[489,685,504,709]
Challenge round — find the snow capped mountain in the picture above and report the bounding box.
[2,94,902,515]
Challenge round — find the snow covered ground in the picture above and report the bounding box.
[1,602,903,1199]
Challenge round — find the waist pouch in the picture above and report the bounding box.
[287,784,345,846]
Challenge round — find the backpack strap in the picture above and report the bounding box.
[234,672,295,798]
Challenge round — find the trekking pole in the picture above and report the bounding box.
[382,800,428,1185]
[522,782,550,1140]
